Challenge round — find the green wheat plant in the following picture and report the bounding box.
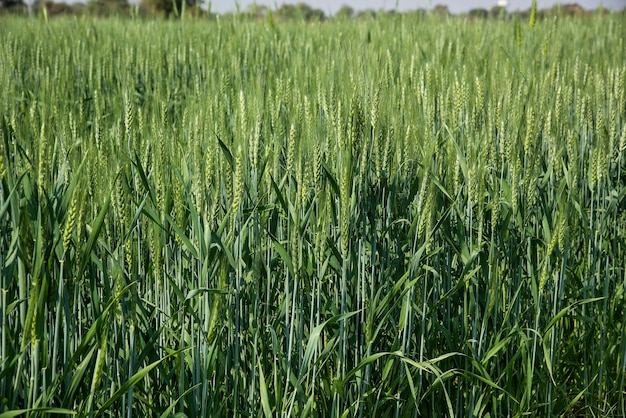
[1,10,625,417]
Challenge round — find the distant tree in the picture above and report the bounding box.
[335,5,353,19]
[1,0,28,15]
[298,3,324,21]
[405,8,427,19]
[275,3,296,19]
[89,0,128,16]
[275,3,324,21]
[468,8,488,19]
[44,0,79,15]
[142,0,196,17]
[489,5,506,18]
[431,4,449,16]
[245,3,268,20]
[1,0,21,8]
[355,9,375,19]
[561,3,586,17]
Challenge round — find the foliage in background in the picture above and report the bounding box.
[1,10,625,417]
[1,0,623,18]
[140,0,194,18]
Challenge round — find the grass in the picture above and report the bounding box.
[1,10,625,417]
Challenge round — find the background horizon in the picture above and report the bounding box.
[205,0,626,15]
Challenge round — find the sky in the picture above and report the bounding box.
[207,0,626,15]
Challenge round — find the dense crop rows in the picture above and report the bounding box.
[1,12,625,417]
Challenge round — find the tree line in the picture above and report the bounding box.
[0,0,620,20]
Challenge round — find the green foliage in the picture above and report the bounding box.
[0,0,27,15]
[88,0,129,16]
[0,0,22,8]
[335,5,354,20]
[274,2,325,21]
[0,12,625,417]
[467,8,488,19]
[141,0,194,17]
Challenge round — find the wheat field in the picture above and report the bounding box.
[1,11,625,417]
